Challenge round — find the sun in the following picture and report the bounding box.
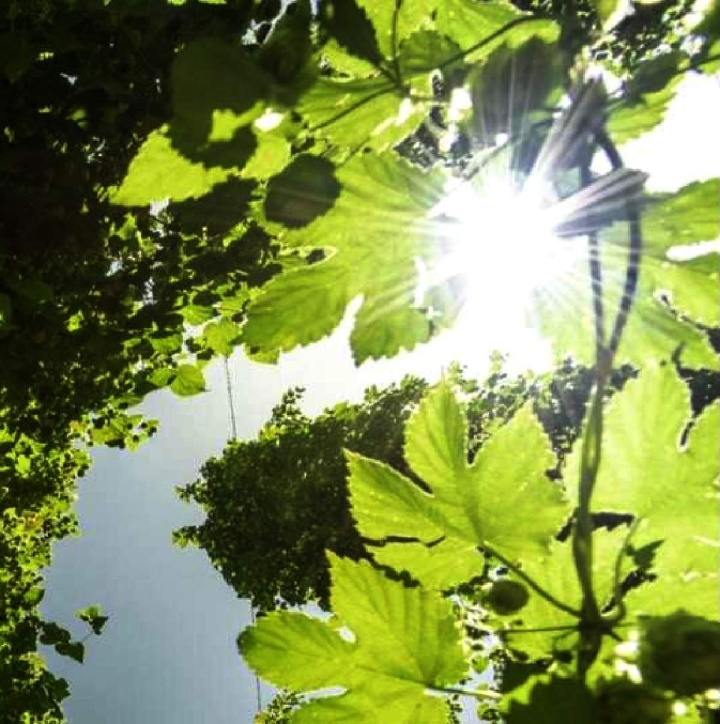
[423,171,582,323]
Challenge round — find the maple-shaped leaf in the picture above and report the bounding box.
[530,179,719,369]
[239,554,467,723]
[242,152,447,363]
[565,366,720,615]
[348,383,567,590]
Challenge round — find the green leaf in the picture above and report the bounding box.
[112,128,236,205]
[243,153,447,362]
[77,605,109,636]
[373,538,482,590]
[319,0,385,69]
[170,38,267,154]
[297,76,422,152]
[397,29,464,76]
[40,622,71,646]
[437,2,558,63]
[203,318,238,356]
[500,529,625,659]
[354,0,435,60]
[240,555,466,722]
[639,179,720,326]
[240,610,355,690]
[349,385,566,588]
[264,154,341,228]
[55,641,85,664]
[180,304,214,325]
[114,38,271,206]
[169,364,206,397]
[565,366,720,586]
[467,36,563,142]
[606,54,683,146]
[642,179,720,251]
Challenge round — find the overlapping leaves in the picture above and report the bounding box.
[565,365,720,619]
[348,383,567,590]
[243,152,448,362]
[239,553,467,723]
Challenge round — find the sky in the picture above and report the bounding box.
[40,72,719,723]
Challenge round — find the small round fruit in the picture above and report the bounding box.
[484,580,530,615]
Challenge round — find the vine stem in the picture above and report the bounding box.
[431,685,502,700]
[569,116,643,675]
[483,544,582,618]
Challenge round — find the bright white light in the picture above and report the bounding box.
[427,179,581,314]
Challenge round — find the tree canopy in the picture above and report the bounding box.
[1,0,718,721]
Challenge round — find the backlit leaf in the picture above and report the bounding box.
[239,555,466,722]
[203,318,239,356]
[169,364,206,397]
[243,152,446,362]
[349,384,566,588]
[565,366,720,592]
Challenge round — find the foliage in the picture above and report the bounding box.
[177,359,639,610]
[0,0,718,720]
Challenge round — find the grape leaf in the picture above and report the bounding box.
[397,29,465,76]
[169,364,206,397]
[467,36,564,142]
[349,384,566,589]
[239,554,466,723]
[112,129,236,205]
[319,0,385,68]
[565,366,720,587]
[264,154,341,228]
[243,152,447,362]
[529,180,720,368]
[626,574,720,620]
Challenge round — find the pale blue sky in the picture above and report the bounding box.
[41,73,719,723]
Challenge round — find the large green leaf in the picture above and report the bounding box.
[565,366,720,598]
[529,180,720,368]
[203,318,239,356]
[239,554,467,723]
[243,152,447,362]
[349,384,566,590]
